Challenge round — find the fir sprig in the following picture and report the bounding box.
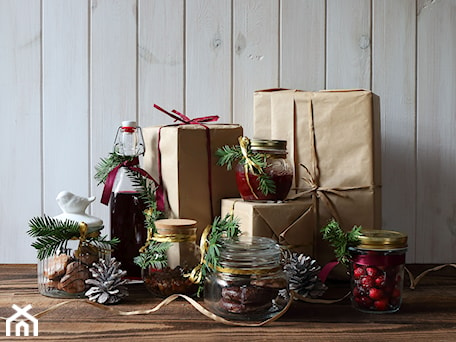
[321,219,362,266]
[216,137,276,196]
[195,214,241,296]
[27,215,119,260]
[94,153,135,185]
[133,240,171,270]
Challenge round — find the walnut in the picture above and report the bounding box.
[44,254,71,280]
[58,261,90,293]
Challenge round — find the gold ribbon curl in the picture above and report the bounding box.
[238,136,261,200]
[73,222,101,259]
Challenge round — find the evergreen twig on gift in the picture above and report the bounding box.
[27,215,119,260]
[216,136,276,196]
[321,219,362,266]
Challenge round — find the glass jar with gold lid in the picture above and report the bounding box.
[349,230,408,313]
[204,236,289,321]
[142,219,200,297]
[234,139,293,201]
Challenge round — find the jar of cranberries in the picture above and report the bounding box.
[204,236,289,321]
[349,230,408,313]
[235,139,293,201]
[142,219,200,297]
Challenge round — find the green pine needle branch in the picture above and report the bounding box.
[134,240,171,270]
[94,153,136,185]
[321,218,362,266]
[27,215,119,260]
[195,213,241,296]
[216,138,276,196]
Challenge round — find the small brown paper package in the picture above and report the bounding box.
[221,198,315,256]
[143,124,243,241]
[254,89,381,266]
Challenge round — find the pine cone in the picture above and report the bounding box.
[283,253,327,298]
[85,257,128,304]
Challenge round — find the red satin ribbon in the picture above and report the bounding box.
[101,157,164,212]
[153,104,219,219]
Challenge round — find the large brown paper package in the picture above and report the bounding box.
[221,198,315,256]
[254,89,381,266]
[143,124,243,241]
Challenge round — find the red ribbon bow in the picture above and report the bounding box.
[101,157,164,212]
[153,104,219,124]
[153,104,219,220]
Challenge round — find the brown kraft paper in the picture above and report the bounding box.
[254,89,381,266]
[221,198,315,256]
[142,124,243,241]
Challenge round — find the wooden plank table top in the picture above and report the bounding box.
[0,264,455,341]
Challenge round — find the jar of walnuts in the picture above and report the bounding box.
[38,241,110,298]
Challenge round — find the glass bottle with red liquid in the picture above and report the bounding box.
[110,121,147,279]
[235,139,293,201]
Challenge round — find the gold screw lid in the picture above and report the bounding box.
[250,139,287,152]
[358,230,408,250]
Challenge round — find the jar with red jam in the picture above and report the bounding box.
[142,219,200,297]
[349,230,408,313]
[235,139,293,201]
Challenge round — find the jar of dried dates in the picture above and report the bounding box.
[349,230,408,313]
[235,139,293,201]
[204,236,289,321]
[38,242,110,298]
[142,219,200,297]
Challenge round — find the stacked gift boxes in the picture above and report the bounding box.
[143,89,381,267]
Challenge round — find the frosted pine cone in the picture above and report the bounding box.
[283,253,327,298]
[85,257,128,304]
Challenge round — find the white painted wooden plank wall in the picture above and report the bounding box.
[1,0,455,264]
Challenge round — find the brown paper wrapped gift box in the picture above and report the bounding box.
[221,198,315,256]
[142,124,243,241]
[254,89,381,266]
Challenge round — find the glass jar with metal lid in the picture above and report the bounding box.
[142,219,200,297]
[235,139,293,201]
[204,236,289,321]
[349,230,408,313]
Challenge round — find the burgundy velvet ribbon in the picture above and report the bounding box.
[101,157,165,212]
[153,104,219,219]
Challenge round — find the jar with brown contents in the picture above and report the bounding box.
[142,219,200,297]
[38,242,109,298]
[204,236,289,321]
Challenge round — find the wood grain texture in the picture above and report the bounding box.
[280,0,326,90]
[42,0,90,215]
[372,0,417,262]
[186,0,232,123]
[139,0,185,127]
[0,0,41,263]
[1,264,456,340]
[233,0,279,137]
[326,0,371,89]
[416,0,456,262]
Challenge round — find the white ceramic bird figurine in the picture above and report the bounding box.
[54,191,103,230]
[56,191,96,214]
